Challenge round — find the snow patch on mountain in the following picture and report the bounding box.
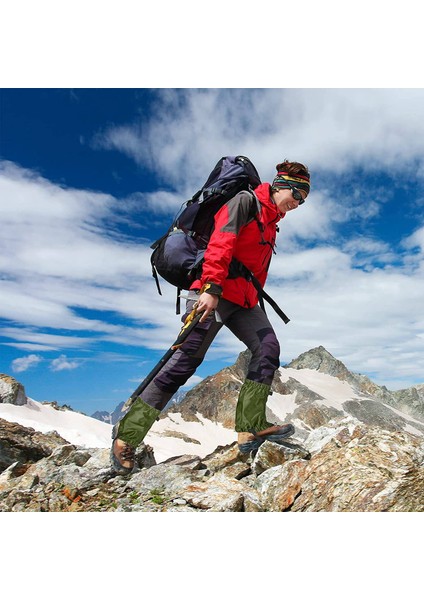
[0,397,112,448]
[145,412,236,463]
[0,397,236,463]
[267,391,298,421]
[281,367,361,408]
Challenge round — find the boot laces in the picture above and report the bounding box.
[120,444,135,461]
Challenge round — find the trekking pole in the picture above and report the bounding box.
[122,306,203,411]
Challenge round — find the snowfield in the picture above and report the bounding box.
[1,365,423,464]
[0,397,236,463]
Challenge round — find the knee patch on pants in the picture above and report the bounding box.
[246,328,280,384]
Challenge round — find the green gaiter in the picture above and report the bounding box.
[235,379,272,432]
[115,398,160,448]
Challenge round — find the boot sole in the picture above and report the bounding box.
[238,424,295,454]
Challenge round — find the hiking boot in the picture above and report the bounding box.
[238,423,295,454]
[110,438,135,475]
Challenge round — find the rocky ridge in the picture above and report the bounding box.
[165,346,424,435]
[1,346,424,512]
[1,415,423,512]
[287,346,424,421]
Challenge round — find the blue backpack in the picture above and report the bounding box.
[150,155,290,323]
[151,156,260,289]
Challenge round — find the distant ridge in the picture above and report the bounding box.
[2,346,424,465]
[162,345,424,432]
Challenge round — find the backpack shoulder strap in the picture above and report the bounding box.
[224,188,262,228]
[243,189,261,222]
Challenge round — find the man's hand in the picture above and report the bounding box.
[196,292,219,322]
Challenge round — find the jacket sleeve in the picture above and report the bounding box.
[199,191,256,294]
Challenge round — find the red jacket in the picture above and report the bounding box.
[191,183,284,308]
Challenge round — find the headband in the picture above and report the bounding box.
[272,171,311,195]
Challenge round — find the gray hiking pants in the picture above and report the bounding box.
[139,292,280,411]
[114,292,281,447]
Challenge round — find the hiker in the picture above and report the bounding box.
[111,160,311,474]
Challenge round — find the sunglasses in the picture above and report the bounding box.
[285,182,306,205]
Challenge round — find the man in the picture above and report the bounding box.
[111,160,311,474]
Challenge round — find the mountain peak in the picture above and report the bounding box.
[285,346,351,379]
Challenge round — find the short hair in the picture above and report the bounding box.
[275,160,310,181]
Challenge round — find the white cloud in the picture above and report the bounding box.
[0,161,166,344]
[0,161,147,287]
[2,153,424,391]
[3,343,59,351]
[135,190,188,215]
[262,260,424,389]
[2,89,424,392]
[94,89,424,187]
[0,327,92,349]
[11,354,42,373]
[278,246,352,278]
[343,237,397,269]
[50,355,80,372]
[276,191,337,246]
[403,225,424,252]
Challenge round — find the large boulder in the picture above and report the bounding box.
[0,418,69,473]
[254,424,424,511]
[0,374,27,406]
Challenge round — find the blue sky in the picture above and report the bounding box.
[1,88,424,416]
